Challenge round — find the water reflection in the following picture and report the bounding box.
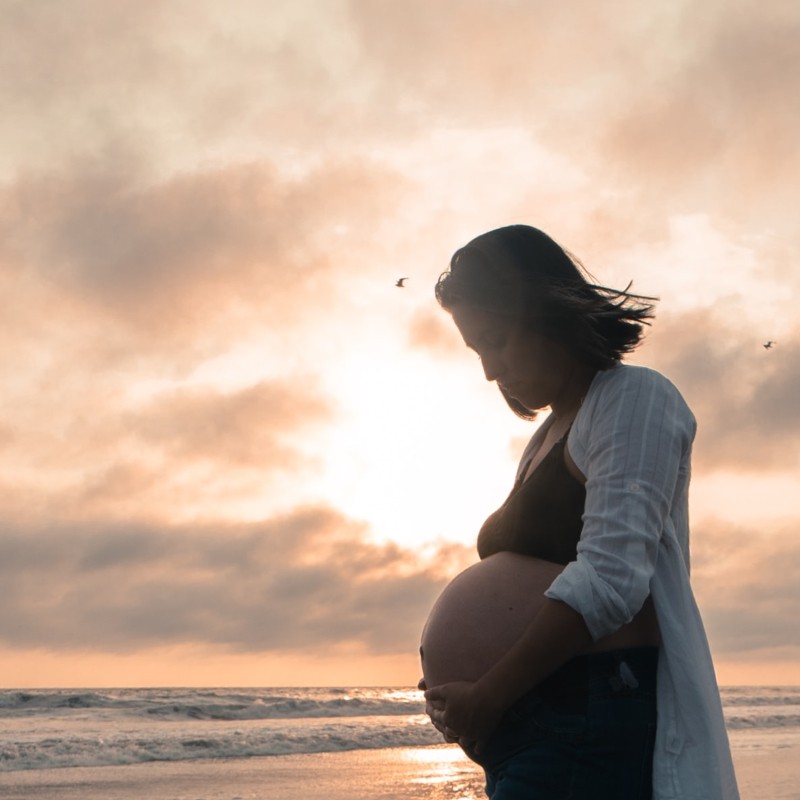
[402,745,484,799]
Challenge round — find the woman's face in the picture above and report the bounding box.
[451,303,575,412]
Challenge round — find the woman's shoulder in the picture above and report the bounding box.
[570,364,696,459]
[579,363,695,430]
[588,362,684,401]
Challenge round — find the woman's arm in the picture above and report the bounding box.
[425,596,591,751]
[546,366,696,639]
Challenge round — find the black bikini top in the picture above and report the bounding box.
[477,435,586,565]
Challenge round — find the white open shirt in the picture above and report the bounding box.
[537,364,739,800]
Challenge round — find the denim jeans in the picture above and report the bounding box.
[468,647,658,800]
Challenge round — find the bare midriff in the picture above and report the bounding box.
[420,551,660,689]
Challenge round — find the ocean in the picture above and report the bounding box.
[1,685,798,771]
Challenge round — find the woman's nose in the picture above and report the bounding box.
[481,353,503,383]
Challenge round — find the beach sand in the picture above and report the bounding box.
[0,743,796,799]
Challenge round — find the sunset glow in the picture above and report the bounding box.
[1,0,798,689]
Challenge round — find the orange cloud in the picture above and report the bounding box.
[0,0,797,687]
[642,310,800,471]
[127,380,332,468]
[0,506,467,656]
[407,307,463,355]
[1,158,411,348]
[0,378,340,538]
[691,517,800,661]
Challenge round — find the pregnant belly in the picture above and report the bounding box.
[419,552,563,688]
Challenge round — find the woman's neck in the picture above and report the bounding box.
[550,363,597,420]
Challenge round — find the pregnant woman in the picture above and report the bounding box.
[418,225,738,800]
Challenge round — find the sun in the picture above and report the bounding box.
[313,327,540,550]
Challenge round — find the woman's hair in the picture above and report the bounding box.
[435,224,657,418]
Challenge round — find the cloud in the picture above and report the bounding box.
[127,380,331,468]
[0,506,469,655]
[6,1,797,323]
[0,375,338,534]
[0,0,401,179]
[641,309,800,471]
[691,517,800,657]
[0,0,797,683]
[346,0,800,253]
[0,2,173,173]
[407,307,463,355]
[1,496,793,667]
[1,157,410,348]
[349,0,641,121]
[600,5,800,204]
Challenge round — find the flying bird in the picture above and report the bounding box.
[763,341,776,350]
[395,277,409,287]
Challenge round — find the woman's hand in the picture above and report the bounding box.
[423,681,505,753]
[418,677,459,743]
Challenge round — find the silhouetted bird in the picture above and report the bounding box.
[395,277,408,287]
[763,341,775,349]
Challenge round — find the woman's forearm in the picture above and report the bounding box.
[472,597,593,713]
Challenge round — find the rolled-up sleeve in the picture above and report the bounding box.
[545,366,696,641]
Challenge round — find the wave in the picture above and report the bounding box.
[0,715,443,772]
[719,687,800,707]
[2,686,799,772]
[0,687,424,722]
[726,713,800,729]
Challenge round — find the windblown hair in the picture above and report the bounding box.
[435,224,657,418]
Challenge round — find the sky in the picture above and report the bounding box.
[1,0,798,688]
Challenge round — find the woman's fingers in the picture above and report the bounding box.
[428,714,454,741]
[427,706,466,744]
[423,686,442,702]
[423,683,470,743]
